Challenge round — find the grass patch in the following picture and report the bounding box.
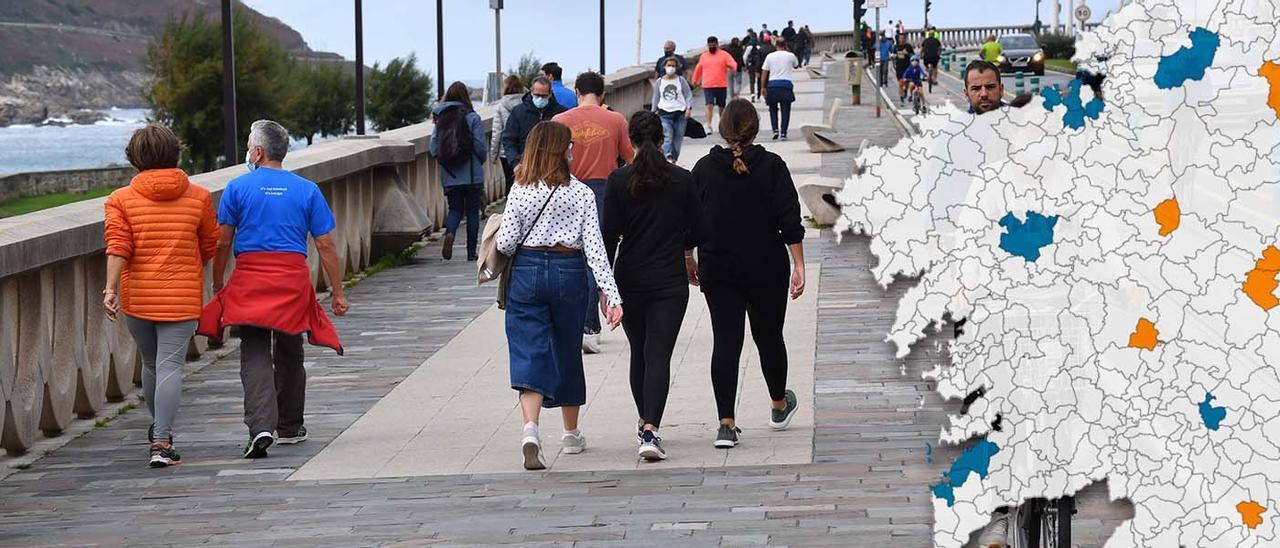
[341,241,427,289]
[0,187,116,218]
[13,463,30,470]
[117,401,138,415]
[1045,58,1077,74]
[93,416,113,428]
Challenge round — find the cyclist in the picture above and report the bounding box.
[900,55,929,112]
[891,34,915,104]
[920,26,943,88]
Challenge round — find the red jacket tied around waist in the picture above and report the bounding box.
[198,251,343,354]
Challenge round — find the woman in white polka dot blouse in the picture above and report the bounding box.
[495,120,624,471]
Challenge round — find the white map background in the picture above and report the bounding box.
[834,0,1280,545]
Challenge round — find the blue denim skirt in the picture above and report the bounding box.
[505,248,590,408]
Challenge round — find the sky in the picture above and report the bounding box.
[242,0,1122,83]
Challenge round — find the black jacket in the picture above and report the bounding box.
[691,144,804,289]
[602,163,705,294]
[501,92,568,166]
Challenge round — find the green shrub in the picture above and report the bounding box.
[1039,32,1076,59]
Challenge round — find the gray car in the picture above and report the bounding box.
[996,33,1046,75]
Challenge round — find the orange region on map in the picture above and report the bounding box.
[1237,500,1266,529]
[1154,198,1181,236]
[1127,318,1159,350]
[1243,245,1280,311]
[1261,60,1280,120]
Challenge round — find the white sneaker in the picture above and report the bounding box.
[521,432,546,470]
[975,511,1009,547]
[581,333,601,354]
[561,431,587,454]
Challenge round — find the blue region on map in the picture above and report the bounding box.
[931,440,1000,507]
[999,212,1059,262]
[1041,79,1104,129]
[1154,27,1221,89]
[1198,392,1228,431]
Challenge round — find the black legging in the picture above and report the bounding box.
[705,282,789,420]
[622,285,689,428]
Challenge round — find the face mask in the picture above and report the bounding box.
[532,96,550,109]
[664,49,674,56]
[709,46,718,53]
[665,66,677,76]
[245,149,257,172]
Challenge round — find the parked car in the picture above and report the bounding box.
[996,33,1046,75]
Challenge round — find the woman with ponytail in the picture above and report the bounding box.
[689,98,806,450]
[601,111,705,461]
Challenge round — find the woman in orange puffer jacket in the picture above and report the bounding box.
[102,124,218,468]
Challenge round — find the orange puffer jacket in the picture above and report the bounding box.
[104,168,219,321]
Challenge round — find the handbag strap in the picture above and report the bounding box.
[517,184,559,247]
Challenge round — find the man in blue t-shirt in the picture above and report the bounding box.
[540,62,578,109]
[211,119,348,459]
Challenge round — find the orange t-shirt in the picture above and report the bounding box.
[553,105,634,181]
[692,49,739,89]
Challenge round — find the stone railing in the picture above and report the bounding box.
[0,44,701,455]
[0,166,136,204]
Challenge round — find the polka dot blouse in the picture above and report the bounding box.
[496,178,622,307]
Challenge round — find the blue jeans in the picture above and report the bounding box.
[659,111,687,161]
[445,184,483,256]
[506,249,589,408]
[582,179,607,335]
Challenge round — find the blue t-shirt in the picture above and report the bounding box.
[217,167,336,256]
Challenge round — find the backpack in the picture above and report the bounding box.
[435,105,474,173]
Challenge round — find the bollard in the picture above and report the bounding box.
[1030,76,1041,95]
[959,55,969,82]
[1015,71,1025,94]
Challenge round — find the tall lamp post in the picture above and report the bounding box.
[436,0,445,99]
[354,0,365,135]
[599,0,606,73]
[220,0,237,166]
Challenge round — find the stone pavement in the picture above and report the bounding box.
[0,58,1133,546]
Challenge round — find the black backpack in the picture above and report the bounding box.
[435,105,474,174]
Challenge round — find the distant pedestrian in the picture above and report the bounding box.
[651,56,693,161]
[921,26,943,86]
[492,75,526,192]
[861,22,877,61]
[541,62,577,109]
[689,99,805,450]
[743,27,759,48]
[602,111,705,462]
[654,41,688,78]
[980,34,1003,63]
[781,20,797,44]
[201,119,347,460]
[430,81,487,262]
[797,25,813,67]
[691,35,739,134]
[102,124,218,468]
[878,31,893,84]
[892,33,916,102]
[497,121,623,470]
[724,37,747,100]
[553,71,634,354]
[751,35,776,102]
[502,76,568,169]
[761,37,800,140]
[886,20,897,40]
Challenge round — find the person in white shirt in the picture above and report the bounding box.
[760,38,800,140]
[496,120,624,471]
[651,56,694,161]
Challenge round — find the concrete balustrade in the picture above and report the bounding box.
[813,24,1100,56]
[0,44,704,455]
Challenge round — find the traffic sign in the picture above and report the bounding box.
[1075,3,1092,22]
[868,0,888,8]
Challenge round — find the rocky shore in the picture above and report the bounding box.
[0,66,148,127]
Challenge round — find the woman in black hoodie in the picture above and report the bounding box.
[689,98,806,449]
[603,111,705,462]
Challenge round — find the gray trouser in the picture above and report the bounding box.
[124,316,196,441]
[239,326,306,437]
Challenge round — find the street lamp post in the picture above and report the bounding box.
[436,0,445,99]
[220,0,237,166]
[354,0,365,135]
[599,0,606,73]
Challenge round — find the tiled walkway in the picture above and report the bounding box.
[0,60,1133,547]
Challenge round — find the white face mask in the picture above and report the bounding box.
[245,149,257,172]
[665,66,677,75]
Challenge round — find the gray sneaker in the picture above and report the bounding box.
[713,424,741,448]
[521,429,546,470]
[769,389,798,430]
[561,431,587,454]
[638,430,667,461]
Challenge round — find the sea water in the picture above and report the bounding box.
[0,108,150,174]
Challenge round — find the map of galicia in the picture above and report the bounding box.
[834,0,1280,546]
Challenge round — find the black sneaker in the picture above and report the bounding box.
[638,430,668,461]
[769,389,799,430]
[714,424,741,448]
[277,426,308,445]
[771,132,780,140]
[149,442,181,468]
[442,233,455,260]
[147,423,173,444]
[780,134,788,141]
[243,431,274,459]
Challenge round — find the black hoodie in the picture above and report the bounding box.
[501,91,568,166]
[691,144,804,288]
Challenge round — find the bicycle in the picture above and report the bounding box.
[910,83,928,115]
